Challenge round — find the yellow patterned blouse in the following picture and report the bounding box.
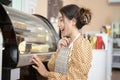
[47,36,92,80]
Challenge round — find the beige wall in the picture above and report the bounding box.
[77,0,120,33]
[35,0,48,18]
[63,0,78,5]
[35,0,120,33]
[35,0,78,18]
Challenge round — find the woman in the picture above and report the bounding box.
[32,4,92,80]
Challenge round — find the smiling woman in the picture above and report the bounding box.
[32,4,92,80]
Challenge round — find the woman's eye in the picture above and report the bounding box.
[58,19,63,23]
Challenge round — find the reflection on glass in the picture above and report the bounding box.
[4,6,57,54]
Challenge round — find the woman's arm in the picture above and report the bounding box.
[47,38,92,80]
[32,37,70,78]
[32,38,92,80]
[32,55,49,77]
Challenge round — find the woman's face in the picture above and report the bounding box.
[58,12,72,37]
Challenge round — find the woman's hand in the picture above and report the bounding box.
[32,55,49,77]
[57,37,70,49]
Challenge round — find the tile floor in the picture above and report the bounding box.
[112,68,120,80]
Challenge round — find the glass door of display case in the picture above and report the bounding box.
[0,3,59,80]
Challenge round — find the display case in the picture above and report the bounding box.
[111,22,120,68]
[0,3,59,80]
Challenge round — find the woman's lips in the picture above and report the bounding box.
[61,29,64,32]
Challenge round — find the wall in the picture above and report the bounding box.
[35,0,78,33]
[35,0,77,18]
[77,0,120,33]
[35,0,120,33]
[63,0,78,6]
[35,0,48,18]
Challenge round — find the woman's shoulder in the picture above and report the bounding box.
[73,35,92,54]
[75,35,89,42]
[74,35,91,46]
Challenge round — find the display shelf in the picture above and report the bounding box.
[112,64,120,68]
[113,53,120,56]
[14,28,30,34]
[111,22,120,68]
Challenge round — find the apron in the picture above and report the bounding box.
[54,33,80,74]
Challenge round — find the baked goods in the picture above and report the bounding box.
[31,44,49,52]
[18,41,26,54]
[18,41,49,54]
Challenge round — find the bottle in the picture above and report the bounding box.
[96,36,105,49]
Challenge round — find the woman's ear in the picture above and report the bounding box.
[71,18,76,26]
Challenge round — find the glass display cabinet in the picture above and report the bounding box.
[0,3,59,80]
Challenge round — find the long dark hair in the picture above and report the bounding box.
[59,4,92,29]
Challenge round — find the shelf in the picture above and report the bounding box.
[112,63,120,68]
[113,48,120,50]
[111,22,120,68]
[113,53,120,56]
[17,52,54,67]
[14,28,30,34]
[113,38,120,43]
